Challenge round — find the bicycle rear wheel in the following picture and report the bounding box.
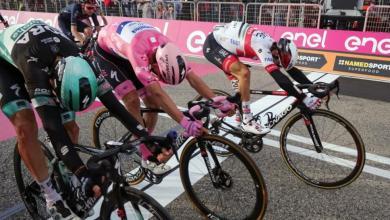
[100,186,172,220]
[180,134,267,220]
[92,107,144,185]
[14,142,54,219]
[280,109,365,189]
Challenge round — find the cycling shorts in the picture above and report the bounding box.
[203,33,240,81]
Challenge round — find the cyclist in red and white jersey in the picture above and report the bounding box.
[92,21,235,174]
[203,21,321,134]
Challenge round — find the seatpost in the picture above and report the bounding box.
[0,13,9,28]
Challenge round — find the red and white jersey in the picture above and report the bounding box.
[212,21,277,72]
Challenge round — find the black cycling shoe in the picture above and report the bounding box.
[47,200,80,220]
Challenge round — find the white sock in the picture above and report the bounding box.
[38,177,61,206]
[242,102,252,123]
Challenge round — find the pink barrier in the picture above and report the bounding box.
[1,10,389,56]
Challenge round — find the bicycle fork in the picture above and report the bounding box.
[302,113,323,153]
[199,141,230,188]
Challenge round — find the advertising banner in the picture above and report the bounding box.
[296,49,390,80]
[1,10,389,81]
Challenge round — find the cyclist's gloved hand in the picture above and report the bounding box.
[211,96,236,117]
[180,116,203,137]
[78,168,104,198]
[303,93,322,110]
[139,143,172,164]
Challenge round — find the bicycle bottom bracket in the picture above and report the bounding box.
[240,136,263,153]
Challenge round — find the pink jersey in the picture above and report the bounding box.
[97,21,169,87]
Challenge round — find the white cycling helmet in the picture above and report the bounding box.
[276,38,298,70]
[155,43,188,85]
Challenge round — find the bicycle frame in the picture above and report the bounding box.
[212,89,324,152]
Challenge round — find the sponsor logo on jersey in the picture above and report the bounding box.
[10,84,21,97]
[218,49,229,57]
[60,145,69,155]
[81,95,90,109]
[34,88,51,96]
[110,70,119,82]
[27,56,39,63]
[10,20,44,41]
[230,39,240,46]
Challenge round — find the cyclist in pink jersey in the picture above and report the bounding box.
[203,21,321,135]
[91,20,235,174]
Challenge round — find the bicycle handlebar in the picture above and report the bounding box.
[186,93,241,121]
[297,80,339,98]
[85,135,172,171]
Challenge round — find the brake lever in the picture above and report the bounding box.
[323,80,340,110]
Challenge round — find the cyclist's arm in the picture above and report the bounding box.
[70,4,85,43]
[145,82,185,123]
[254,44,305,99]
[267,66,305,99]
[71,25,85,43]
[36,105,86,174]
[95,74,149,137]
[91,13,100,27]
[186,70,215,99]
[98,91,149,137]
[286,67,312,84]
[97,10,107,26]
[22,64,86,176]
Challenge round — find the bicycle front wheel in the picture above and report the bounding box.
[180,134,267,220]
[280,109,365,189]
[100,186,172,220]
[14,142,54,219]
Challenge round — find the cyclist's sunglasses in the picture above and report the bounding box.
[86,6,97,11]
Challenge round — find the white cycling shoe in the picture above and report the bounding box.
[141,160,172,175]
[241,121,270,135]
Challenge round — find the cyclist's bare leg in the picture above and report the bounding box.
[228,61,268,134]
[10,109,48,182]
[63,120,79,144]
[141,95,159,133]
[122,90,145,126]
[228,61,251,103]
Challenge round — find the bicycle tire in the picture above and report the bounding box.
[92,107,131,149]
[179,134,267,220]
[14,142,54,219]
[100,186,172,220]
[280,109,365,189]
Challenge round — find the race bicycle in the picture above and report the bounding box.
[92,97,268,220]
[193,77,366,189]
[14,135,173,219]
